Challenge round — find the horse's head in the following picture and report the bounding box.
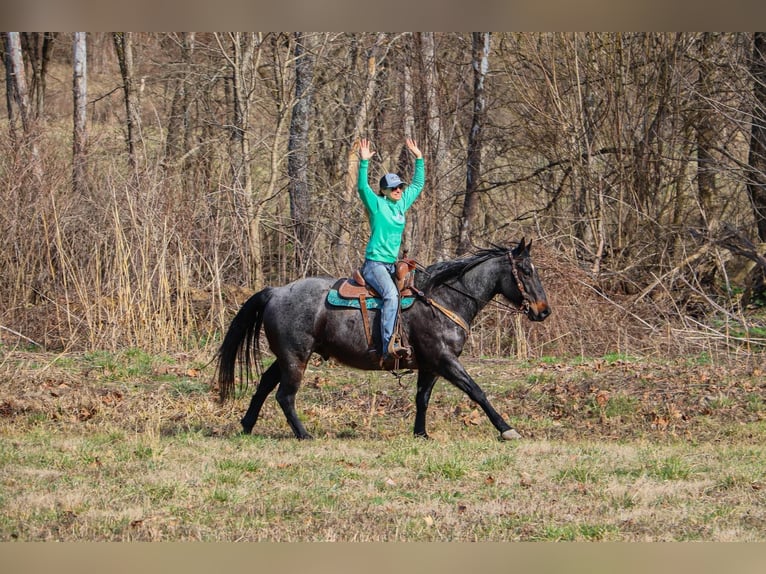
[506,238,551,322]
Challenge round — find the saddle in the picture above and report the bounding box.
[337,259,417,299]
[332,258,418,367]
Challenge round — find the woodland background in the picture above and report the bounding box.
[1,32,765,359]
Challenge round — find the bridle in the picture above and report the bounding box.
[506,251,532,315]
[412,250,532,322]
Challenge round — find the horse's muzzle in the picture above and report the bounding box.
[527,302,551,321]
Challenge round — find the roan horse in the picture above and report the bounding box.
[216,239,550,440]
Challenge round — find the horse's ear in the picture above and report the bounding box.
[513,237,526,256]
[526,238,533,253]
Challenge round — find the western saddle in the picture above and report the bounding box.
[337,258,417,300]
[336,258,418,365]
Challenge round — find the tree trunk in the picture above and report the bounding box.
[338,32,387,270]
[218,32,264,288]
[5,32,33,136]
[230,33,256,285]
[420,32,451,259]
[400,48,417,254]
[288,32,317,276]
[748,32,766,243]
[3,34,17,141]
[457,32,490,256]
[20,32,55,119]
[696,32,718,228]
[72,32,88,195]
[4,32,42,180]
[165,32,195,167]
[112,32,142,170]
[39,33,55,118]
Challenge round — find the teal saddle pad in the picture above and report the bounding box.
[326,289,416,310]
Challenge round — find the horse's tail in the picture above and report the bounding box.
[216,287,274,402]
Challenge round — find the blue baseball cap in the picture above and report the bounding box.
[379,173,405,189]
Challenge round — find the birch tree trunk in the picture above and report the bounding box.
[4,32,42,180]
[3,34,18,141]
[6,32,32,134]
[72,32,88,195]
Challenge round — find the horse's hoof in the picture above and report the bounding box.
[500,429,522,441]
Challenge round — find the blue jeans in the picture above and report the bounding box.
[361,259,399,354]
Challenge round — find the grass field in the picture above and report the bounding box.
[1,347,765,541]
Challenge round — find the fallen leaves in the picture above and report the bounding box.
[595,390,610,408]
[462,408,482,427]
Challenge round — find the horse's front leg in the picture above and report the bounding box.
[414,370,439,438]
[438,357,521,441]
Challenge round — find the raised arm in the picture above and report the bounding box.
[405,138,422,159]
[359,138,376,161]
[402,139,425,209]
[356,139,378,210]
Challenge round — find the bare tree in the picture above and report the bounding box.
[217,32,267,288]
[3,32,42,180]
[337,32,388,269]
[748,32,766,243]
[419,32,452,259]
[73,32,88,195]
[112,32,142,169]
[457,32,491,255]
[4,32,33,139]
[164,32,195,168]
[696,32,718,228]
[288,32,317,276]
[3,34,18,141]
[21,32,55,119]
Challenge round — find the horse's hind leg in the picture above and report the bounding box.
[275,359,313,440]
[241,362,280,434]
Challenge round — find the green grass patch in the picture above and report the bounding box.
[539,523,619,541]
[600,394,640,419]
[648,455,693,481]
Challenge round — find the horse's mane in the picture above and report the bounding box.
[419,244,512,293]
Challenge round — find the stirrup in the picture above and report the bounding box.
[387,342,412,360]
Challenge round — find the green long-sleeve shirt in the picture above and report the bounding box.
[357,157,425,263]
